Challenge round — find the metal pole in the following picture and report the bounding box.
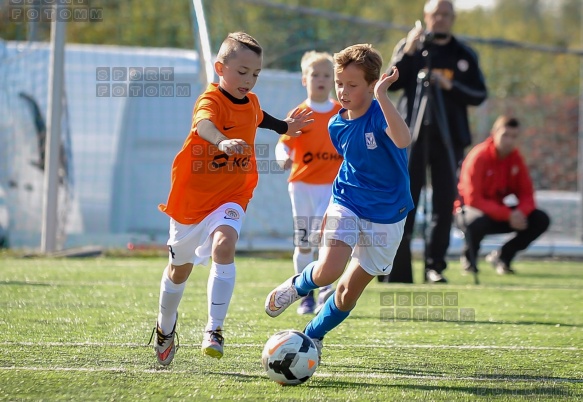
[579,0,583,242]
[191,0,215,87]
[41,4,66,253]
[27,2,38,42]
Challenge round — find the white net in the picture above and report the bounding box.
[0,40,304,250]
[0,0,581,256]
[0,42,79,249]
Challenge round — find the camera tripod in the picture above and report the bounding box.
[408,49,479,285]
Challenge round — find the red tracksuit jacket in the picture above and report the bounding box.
[455,137,536,222]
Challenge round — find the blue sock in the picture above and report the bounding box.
[304,293,351,339]
[294,261,318,296]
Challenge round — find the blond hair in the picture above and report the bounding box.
[216,32,262,63]
[333,44,382,85]
[300,50,334,76]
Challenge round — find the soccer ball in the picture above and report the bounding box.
[262,330,319,386]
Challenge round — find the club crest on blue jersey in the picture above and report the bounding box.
[365,132,377,150]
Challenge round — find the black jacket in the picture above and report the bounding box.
[388,35,487,148]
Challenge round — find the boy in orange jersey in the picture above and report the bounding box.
[275,51,342,315]
[150,32,313,365]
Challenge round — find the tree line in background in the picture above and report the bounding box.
[1,0,581,98]
[1,0,582,190]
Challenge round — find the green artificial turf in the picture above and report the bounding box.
[0,256,581,401]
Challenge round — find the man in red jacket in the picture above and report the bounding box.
[454,115,550,274]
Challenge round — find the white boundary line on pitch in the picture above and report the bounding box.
[1,366,581,384]
[2,341,580,351]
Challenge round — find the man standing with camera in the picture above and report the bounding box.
[382,0,487,284]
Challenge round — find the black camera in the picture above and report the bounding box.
[420,32,448,44]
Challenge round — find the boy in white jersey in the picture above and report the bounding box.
[275,51,342,315]
[265,44,414,359]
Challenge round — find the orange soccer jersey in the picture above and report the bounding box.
[159,83,264,224]
[279,100,342,184]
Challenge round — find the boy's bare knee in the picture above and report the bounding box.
[214,243,236,262]
[334,284,356,311]
[168,263,193,284]
[311,263,338,287]
[213,229,237,263]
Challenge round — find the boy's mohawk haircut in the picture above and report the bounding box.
[228,32,262,55]
[217,32,262,62]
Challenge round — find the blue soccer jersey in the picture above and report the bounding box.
[328,100,414,224]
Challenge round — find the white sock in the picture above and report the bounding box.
[158,271,186,334]
[293,248,314,275]
[205,262,236,332]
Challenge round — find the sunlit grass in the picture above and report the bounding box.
[0,256,581,401]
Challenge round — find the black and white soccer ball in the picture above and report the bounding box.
[262,329,319,386]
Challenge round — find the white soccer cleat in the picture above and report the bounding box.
[265,275,301,317]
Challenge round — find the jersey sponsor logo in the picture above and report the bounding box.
[231,156,250,168]
[211,154,251,170]
[223,125,235,130]
[365,132,377,150]
[382,264,392,272]
[224,208,240,220]
[511,165,519,176]
[168,245,176,259]
[302,151,342,164]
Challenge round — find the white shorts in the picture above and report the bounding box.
[288,181,333,248]
[321,203,405,276]
[166,202,245,266]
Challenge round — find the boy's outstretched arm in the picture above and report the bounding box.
[197,119,248,155]
[374,67,411,149]
[284,107,314,137]
[259,108,313,137]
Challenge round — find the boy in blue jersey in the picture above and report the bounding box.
[265,44,413,359]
